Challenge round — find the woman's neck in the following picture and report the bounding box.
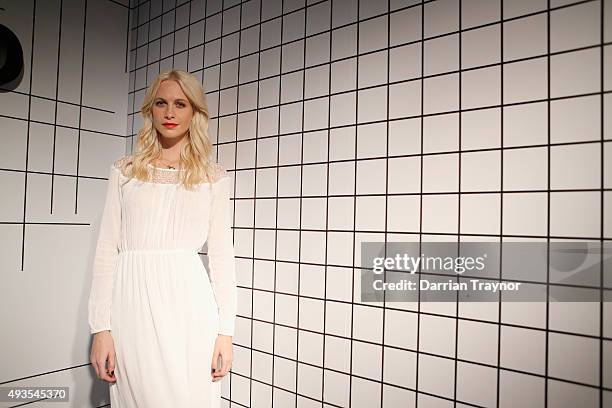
[158,133,187,162]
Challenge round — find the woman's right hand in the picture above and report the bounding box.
[90,330,117,383]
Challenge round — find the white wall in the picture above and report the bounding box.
[0,0,129,406]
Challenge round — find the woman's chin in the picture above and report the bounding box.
[156,128,185,139]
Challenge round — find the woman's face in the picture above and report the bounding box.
[151,80,194,140]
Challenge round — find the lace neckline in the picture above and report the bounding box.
[114,155,227,185]
[142,163,185,184]
[147,163,184,172]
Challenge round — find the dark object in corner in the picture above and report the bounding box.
[0,24,24,87]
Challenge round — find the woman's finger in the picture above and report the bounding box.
[106,350,116,381]
[96,358,107,380]
[108,350,116,373]
[221,355,231,376]
[213,356,232,379]
[97,358,114,382]
[212,359,224,380]
[211,350,220,375]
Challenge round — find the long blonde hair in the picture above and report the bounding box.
[126,69,215,190]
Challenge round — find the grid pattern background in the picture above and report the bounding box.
[0,0,130,406]
[0,0,610,407]
[125,0,611,407]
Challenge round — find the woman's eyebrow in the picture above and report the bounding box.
[155,97,187,102]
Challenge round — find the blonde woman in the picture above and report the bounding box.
[87,69,236,407]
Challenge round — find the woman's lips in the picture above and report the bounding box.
[162,124,178,128]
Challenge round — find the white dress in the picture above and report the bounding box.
[87,155,237,407]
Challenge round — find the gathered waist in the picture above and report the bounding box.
[119,248,200,255]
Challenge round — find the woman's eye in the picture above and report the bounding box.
[177,103,185,108]
[155,101,165,106]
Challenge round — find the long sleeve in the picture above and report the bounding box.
[206,170,237,337]
[87,163,122,334]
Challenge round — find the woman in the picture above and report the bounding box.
[87,69,237,407]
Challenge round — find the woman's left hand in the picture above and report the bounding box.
[211,334,233,382]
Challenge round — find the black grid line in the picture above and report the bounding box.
[382,0,391,404]
[1,362,96,385]
[415,0,424,404]
[453,0,463,405]
[107,0,129,9]
[213,0,230,402]
[128,1,140,152]
[74,0,89,216]
[496,0,504,405]
[268,0,278,404]
[0,89,115,113]
[246,0,258,402]
[599,0,605,406]
[125,3,131,72]
[229,0,241,402]
[185,0,191,71]
[3,119,130,139]
[545,1,551,406]
[51,0,64,214]
[348,0,359,404]
[171,0,177,67]
[268,0,281,403]
[0,169,114,183]
[298,0,309,401]
[200,0,207,82]
[322,0,333,405]
[20,0,37,272]
[145,0,151,87]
